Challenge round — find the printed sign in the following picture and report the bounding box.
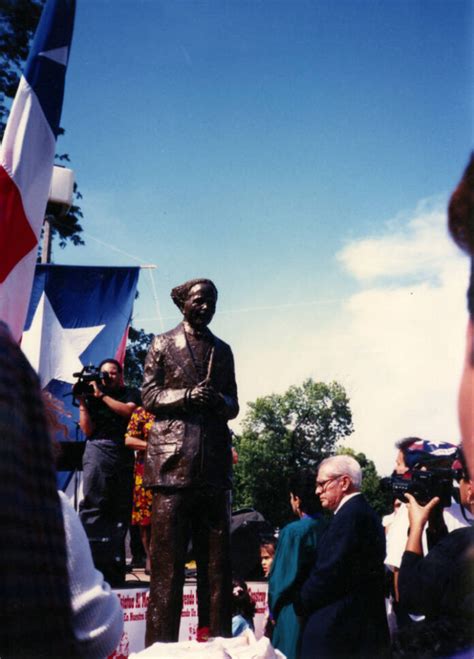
[109,582,269,658]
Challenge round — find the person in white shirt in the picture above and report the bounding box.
[59,491,124,658]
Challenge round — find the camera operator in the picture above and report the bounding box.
[77,358,140,586]
[395,452,474,657]
[383,438,474,634]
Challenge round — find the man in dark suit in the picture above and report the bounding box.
[296,455,389,659]
[141,278,239,645]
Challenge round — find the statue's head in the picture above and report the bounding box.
[171,278,218,330]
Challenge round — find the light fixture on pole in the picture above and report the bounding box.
[41,165,75,264]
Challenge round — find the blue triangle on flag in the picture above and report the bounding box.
[24,0,75,137]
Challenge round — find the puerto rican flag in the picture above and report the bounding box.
[22,264,140,490]
[0,0,75,342]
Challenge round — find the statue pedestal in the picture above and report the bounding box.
[108,580,269,658]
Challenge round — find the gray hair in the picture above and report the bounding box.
[318,455,362,490]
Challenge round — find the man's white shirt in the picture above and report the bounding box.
[385,500,474,570]
[334,491,361,515]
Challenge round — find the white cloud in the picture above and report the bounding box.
[337,199,456,282]
[336,266,467,474]
[232,197,470,476]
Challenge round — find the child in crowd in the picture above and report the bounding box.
[260,537,277,579]
[231,579,256,636]
[259,537,277,640]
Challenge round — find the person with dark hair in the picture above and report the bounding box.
[385,438,473,626]
[78,357,140,586]
[0,322,77,659]
[448,153,474,479]
[448,153,474,255]
[395,451,474,657]
[395,437,458,473]
[268,470,325,659]
[391,158,474,656]
[231,579,257,636]
[142,278,239,645]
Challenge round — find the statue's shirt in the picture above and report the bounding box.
[183,323,213,382]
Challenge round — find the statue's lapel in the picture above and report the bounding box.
[166,324,200,384]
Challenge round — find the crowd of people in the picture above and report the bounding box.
[247,442,474,659]
[0,153,472,658]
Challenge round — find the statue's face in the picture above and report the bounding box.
[183,282,217,329]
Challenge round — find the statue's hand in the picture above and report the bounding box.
[189,383,220,409]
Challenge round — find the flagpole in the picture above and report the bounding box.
[41,215,53,263]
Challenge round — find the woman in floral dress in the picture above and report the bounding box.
[125,406,155,574]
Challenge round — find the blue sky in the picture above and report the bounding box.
[52,0,472,473]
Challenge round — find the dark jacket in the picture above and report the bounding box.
[141,323,239,489]
[296,494,390,659]
[399,526,474,620]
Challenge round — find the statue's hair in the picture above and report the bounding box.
[318,455,362,490]
[448,152,474,256]
[170,278,218,311]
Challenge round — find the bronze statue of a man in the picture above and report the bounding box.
[142,278,239,645]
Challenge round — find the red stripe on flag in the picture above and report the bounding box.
[114,324,130,367]
[0,167,38,283]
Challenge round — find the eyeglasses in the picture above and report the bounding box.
[315,475,342,492]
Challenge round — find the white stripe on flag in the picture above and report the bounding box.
[1,76,56,240]
[0,250,38,342]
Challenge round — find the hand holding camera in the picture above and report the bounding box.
[404,492,441,529]
[71,365,111,405]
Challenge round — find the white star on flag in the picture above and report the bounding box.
[21,291,105,387]
[38,46,69,66]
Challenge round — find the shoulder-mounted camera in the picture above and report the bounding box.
[71,365,111,404]
[380,468,464,508]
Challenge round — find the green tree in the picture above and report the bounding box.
[336,447,392,516]
[0,0,44,135]
[233,379,353,528]
[0,0,84,251]
[124,326,153,389]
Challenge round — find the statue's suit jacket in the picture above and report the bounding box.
[141,322,239,490]
[296,495,390,659]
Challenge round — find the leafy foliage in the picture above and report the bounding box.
[233,379,353,528]
[0,0,44,136]
[124,326,153,390]
[0,0,84,251]
[336,447,392,516]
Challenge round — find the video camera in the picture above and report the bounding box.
[72,365,111,401]
[380,468,464,508]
